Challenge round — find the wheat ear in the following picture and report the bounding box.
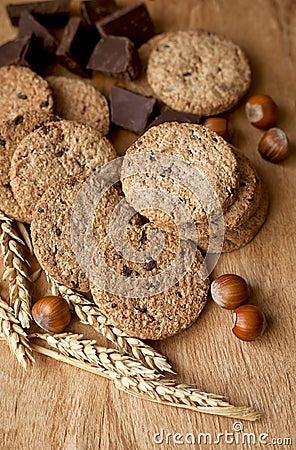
[47,273,174,374]
[0,296,35,369]
[27,332,261,421]
[0,211,32,328]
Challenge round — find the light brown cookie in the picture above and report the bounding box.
[224,149,262,229]
[147,30,251,115]
[0,111,60,222]
[46,76,110,135]
[90,187,209,340]
[10,120,117,223]
[223,188,269,252]
[31,177,90,292]
[197,187,269,253]
[0,65,53,122]
[121,122,240,228]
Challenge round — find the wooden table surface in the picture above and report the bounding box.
[0,0,295,449]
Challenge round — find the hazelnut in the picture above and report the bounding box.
[32,296,71,333]
[258,127,288,163]
[204,117,229,140]
[245,94,278,129]
[211,274,249,310]
[232,305,266,341]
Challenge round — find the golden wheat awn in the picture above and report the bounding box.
[0,211,32,328]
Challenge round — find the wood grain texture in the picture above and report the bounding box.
[0,0,295,449]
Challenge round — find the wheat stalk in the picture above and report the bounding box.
[46,273,174,374]
[0,211,32,328]
[25,331,261,421]
[0,296,35,369]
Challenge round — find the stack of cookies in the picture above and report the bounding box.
[0,29,269,341]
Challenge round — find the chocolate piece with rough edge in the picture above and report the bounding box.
[97,2,154,47]
[80,0,118,25]
[6,0,70,28]
[18,11,57,67]
[0,34,49,72]
[110,85,156,134]
[146,109,203,131]
[0,35,33,68]
[87,36,142,81]
[56,17,100,78]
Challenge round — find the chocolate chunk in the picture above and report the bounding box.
[110,85,156,134]
[80,0,117,25]
[144,258,157,271]
[0,35,33,68]
[87,36,142,81]
[146,109,202,131]
[18,10,57,59]
[6,0,70,27]
[122,265,132,277]
[97,2,154,47]
[56,17,100,77]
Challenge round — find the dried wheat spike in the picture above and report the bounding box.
[0,296,35,370]
[0,211,32,328]
[46,273,174,374]
[28,332,261,421]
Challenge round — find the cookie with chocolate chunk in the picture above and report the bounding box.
[90,186,209,340]
[147,30,251,115]
[0,111,59,222]
[31,177,90,291]
[224,148,262,229]
[10,120,116,223]
[121,122,240,228]
[0,65,53,122]
[46,76,110,135]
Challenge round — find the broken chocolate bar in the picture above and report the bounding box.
[97,2,155,47]
[110,85,156,134]
[18,11,57,66]
[80,0,118,25]
[56,17,100,77]
[87,36,142,81]
[146,109,203,131]
[6,0,70,28]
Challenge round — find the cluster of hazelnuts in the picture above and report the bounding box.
[203,94,288,164]
[211,274,266,342]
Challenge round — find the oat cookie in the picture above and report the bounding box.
[121,122,240,227]
[224,149,262,229]
[0,65,53,122]
[223,188,269,252]
[46,76,110,135]
[31,177,90,292]
[90,187,209,340]
[10,120,117,223]
[197,188,269,253]
[0,111,59,222]
[147,30,251,115]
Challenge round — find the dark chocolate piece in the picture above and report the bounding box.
[18,11,57,67]
[146,109,203,131]
[0,34,49,73]
[80,0,117,25]
[87,36,141,81]
[56,17,100,78]
[6,0,70,28]
[110,85,156,134]
[97,2,154,47]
